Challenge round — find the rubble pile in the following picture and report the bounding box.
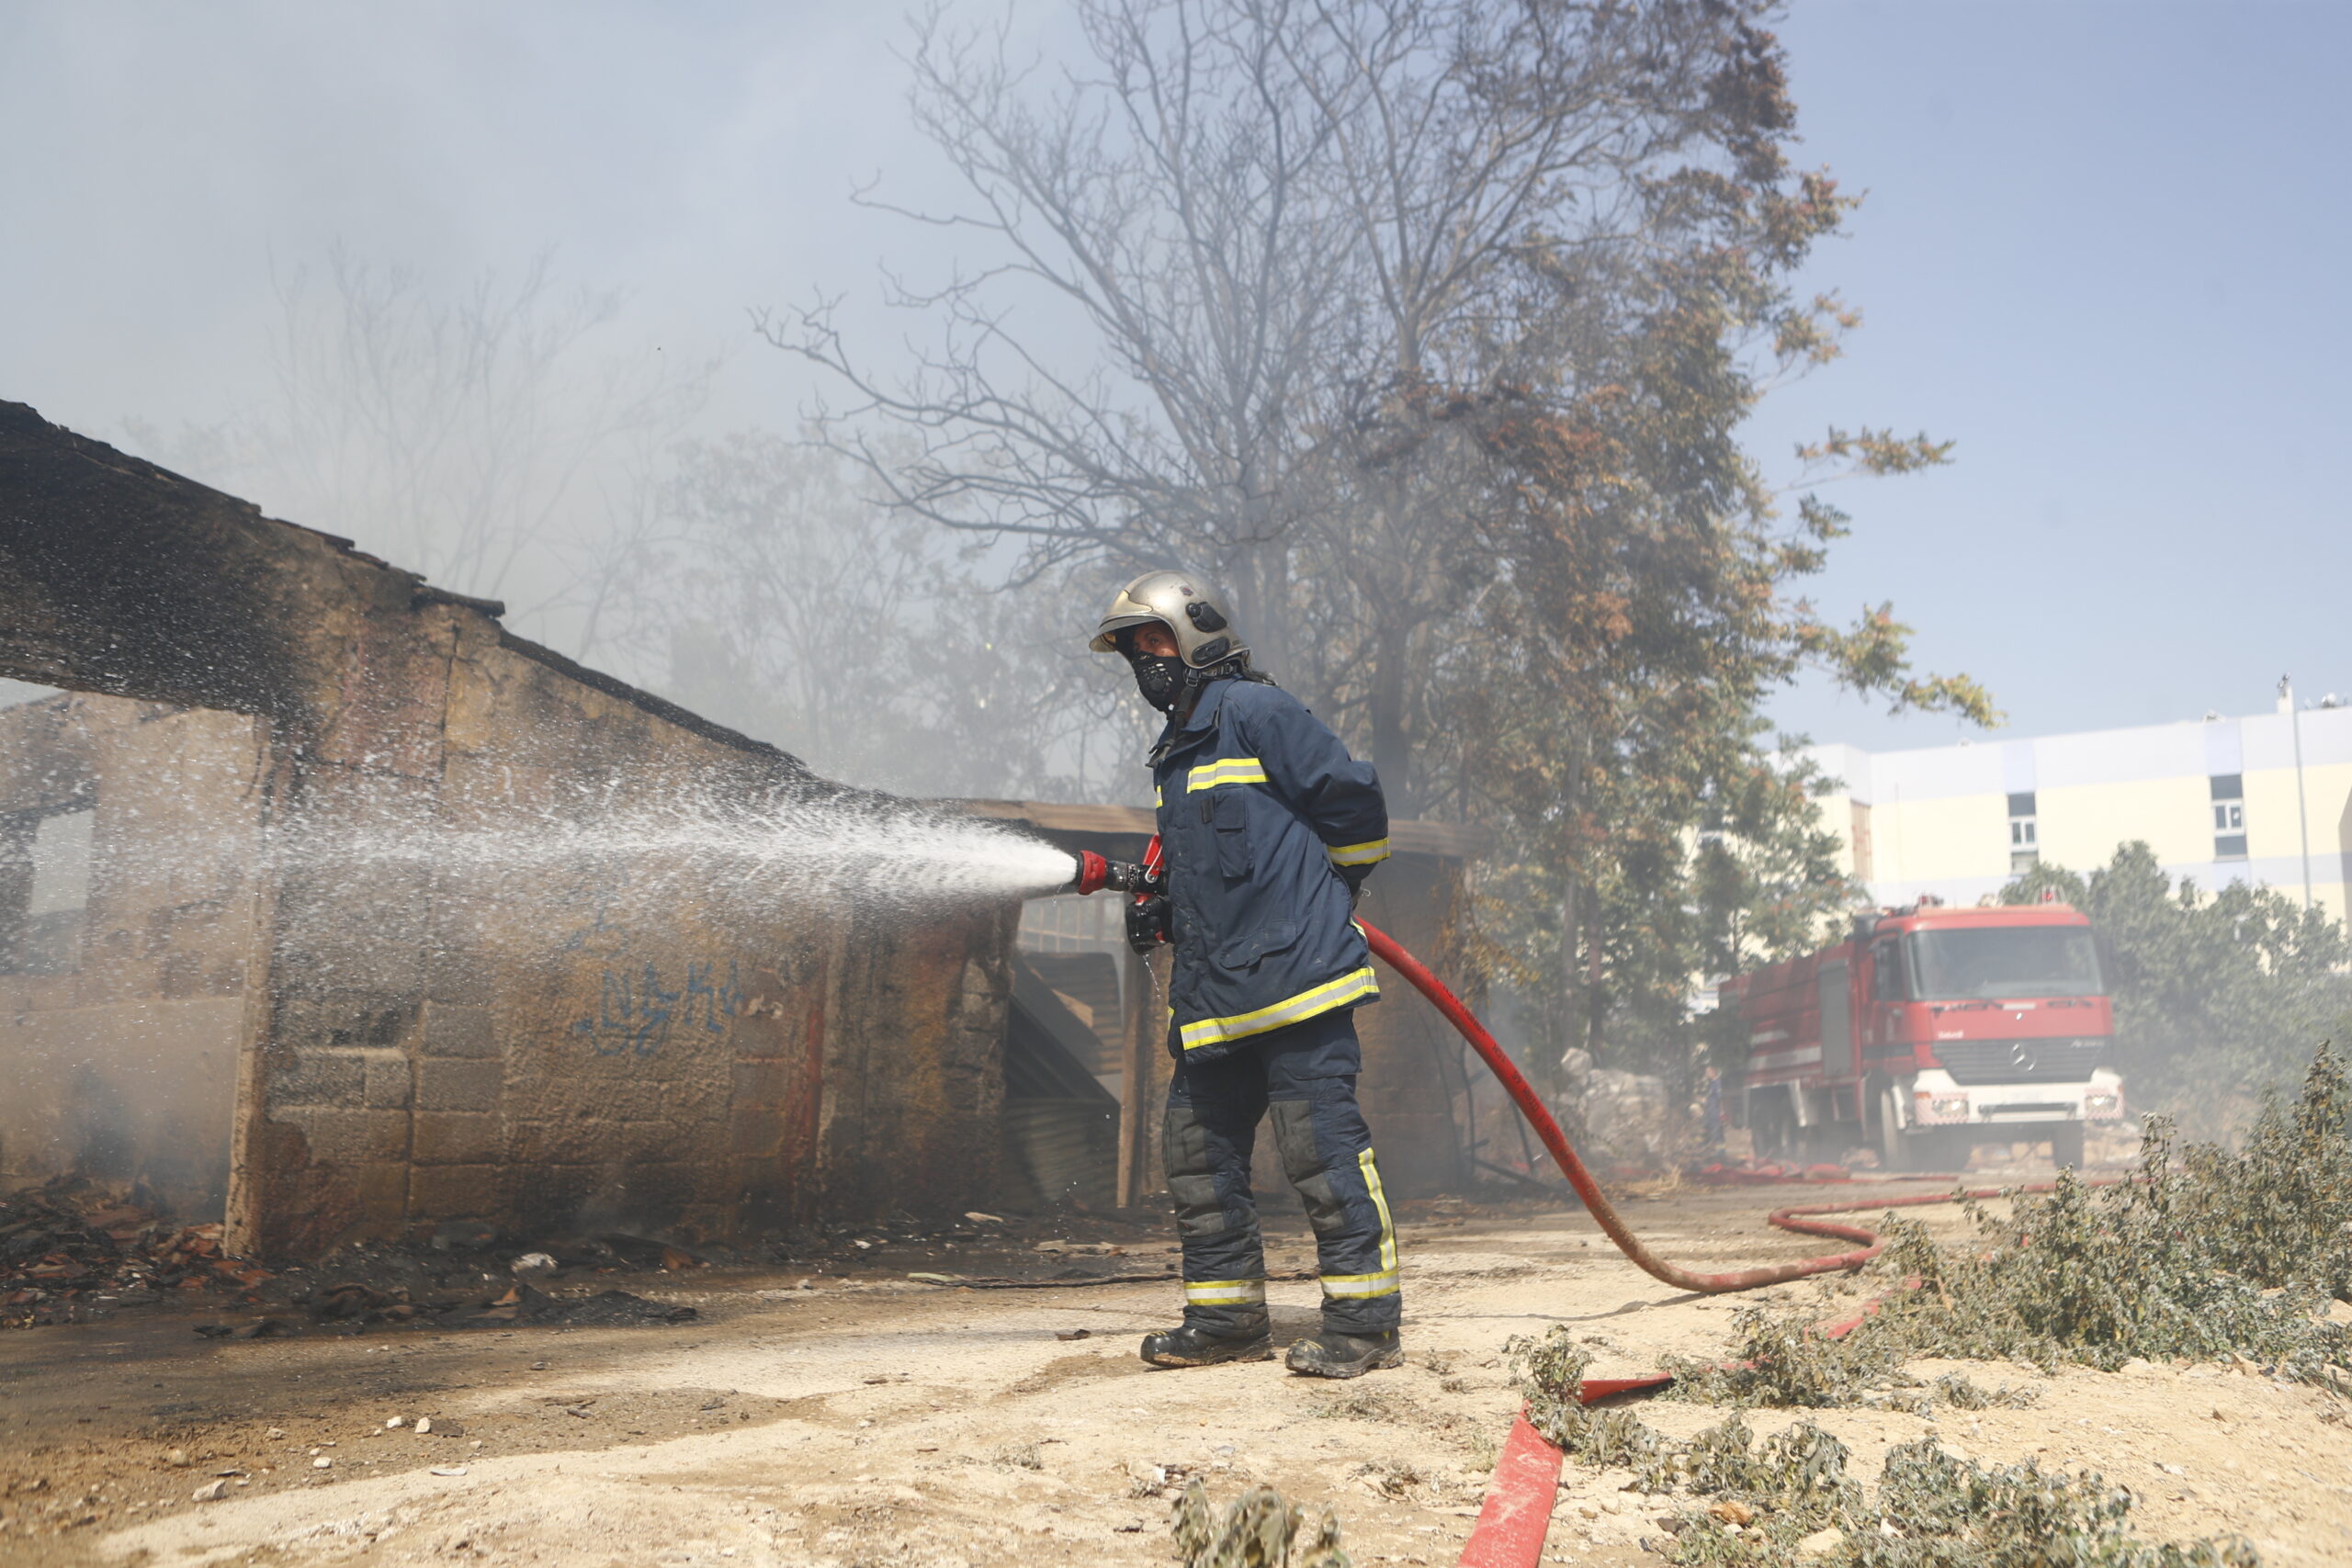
[1,1177,268,1328]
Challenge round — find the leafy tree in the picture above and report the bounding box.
[775,0,1995,1081]
[2004,842,2352,1132]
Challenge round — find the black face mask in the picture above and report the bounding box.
[1128,652,1185,712]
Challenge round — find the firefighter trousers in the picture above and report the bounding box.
[1161,1008,1401,1337]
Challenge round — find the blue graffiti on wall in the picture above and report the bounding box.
[574,958,744,1057]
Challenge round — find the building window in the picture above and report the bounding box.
[2211,774,2247,860]
[2,805,94,975]
[2007,791,2039,874]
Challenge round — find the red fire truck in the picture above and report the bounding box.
[1721,900,2123,1171]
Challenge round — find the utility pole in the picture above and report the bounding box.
[2280,674,2313,910]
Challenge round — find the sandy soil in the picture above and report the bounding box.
[6,1172,2350,1568]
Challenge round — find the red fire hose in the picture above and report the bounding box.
[1362,919,1904,1293]
[1353,920,2095,1568]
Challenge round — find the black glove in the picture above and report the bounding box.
[1338,863,1374,909]
[1125,894,1171,953]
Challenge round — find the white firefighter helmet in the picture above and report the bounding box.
[1088,570,1247,669]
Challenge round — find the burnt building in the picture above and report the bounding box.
[0,401,1488,1261]
[0,403,1011,1259]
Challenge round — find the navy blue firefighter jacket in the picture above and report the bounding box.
[1149,674,1390,1062]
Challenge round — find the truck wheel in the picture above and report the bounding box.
[2050,1122,2086,1171]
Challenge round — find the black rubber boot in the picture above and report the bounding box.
[1139,1320,1275,1369]
[1284,1328,1403,1379]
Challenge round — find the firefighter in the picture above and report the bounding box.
[1091,570,1402,1378]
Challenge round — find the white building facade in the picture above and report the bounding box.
[1806,695,2352,924]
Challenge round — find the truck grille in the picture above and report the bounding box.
[1930,1038,2109,1085]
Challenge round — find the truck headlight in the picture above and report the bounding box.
[1923,1094,1970,1121]
[2085,1092,2120,1115]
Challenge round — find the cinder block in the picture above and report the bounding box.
[355,1161,410,1223]
[612,1159,707,1218]
[420,1002,496,1058]
[512,1162,604,1229]
[424,944,494,1006]
[512,1118,594,1165]
[730,1107,784,1157]
[415,1057,502,1112]
[508,1077,666,1124]
[275,893,428,991]
[731,1059,787,1108]
[405,1164,505,1221]
[270,1050,367,1107]
[412,1111,503,1165]
[661,1076,727,1121]
[605,1119,685,1163]
[277,990,417,1052]
[281,1107,410,1163]
[362,1054,413,1110]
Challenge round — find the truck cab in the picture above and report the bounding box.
[1724,901,2123,1170]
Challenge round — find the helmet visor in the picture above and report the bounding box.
[1088,613,1170,653]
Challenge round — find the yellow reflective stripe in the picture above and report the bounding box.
[1359,1148,1397,1272]
[1326,838,1390,866]
[1183,1278,1267,1305]
[1154,784,1163,807]
[1177,965,1380,1050]
[1319,1269,1400,1299]
[1186,756,1268,792]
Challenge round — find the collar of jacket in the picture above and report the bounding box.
[1148,673,1237,766]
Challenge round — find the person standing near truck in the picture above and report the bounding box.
[1091,570,1402,1379]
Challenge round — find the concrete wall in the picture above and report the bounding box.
[0,695,266,1219]
[0,400,1013,1258]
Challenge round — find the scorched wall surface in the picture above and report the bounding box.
[0,400,1014,1260]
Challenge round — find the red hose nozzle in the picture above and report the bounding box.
[1069,851,1152,896]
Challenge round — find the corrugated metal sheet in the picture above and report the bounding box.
[1000,1100,1117,1210]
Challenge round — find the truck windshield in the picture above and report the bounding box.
[1905,927,2101,999]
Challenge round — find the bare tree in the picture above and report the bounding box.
[129,246,716,660]
[769,0,1354,671]
[594,431,1155,799]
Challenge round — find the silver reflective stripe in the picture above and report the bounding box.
[1183,1279,1267,1305]
[1319,1269,1400,1299]
[1326,837,1390,866]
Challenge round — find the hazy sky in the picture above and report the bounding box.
[3,1,2344,752]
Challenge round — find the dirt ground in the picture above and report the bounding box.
[6,1166,2352,1568]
